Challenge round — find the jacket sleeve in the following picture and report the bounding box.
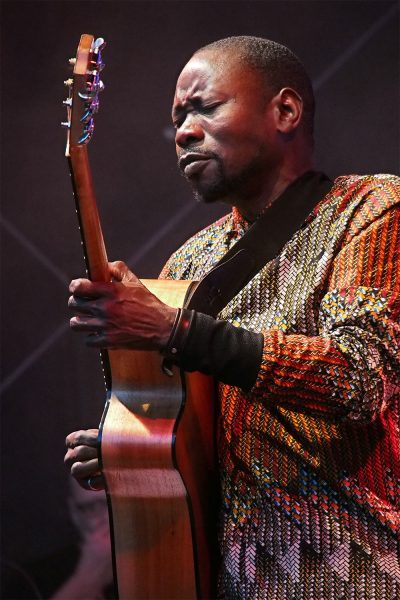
[251,202,400,422]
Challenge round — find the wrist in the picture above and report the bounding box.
[158,306,180,348]
[161,308,195,359]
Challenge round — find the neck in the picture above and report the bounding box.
[235,157,314,222]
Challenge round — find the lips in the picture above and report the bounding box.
[179,153,212,175]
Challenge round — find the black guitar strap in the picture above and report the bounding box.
[186,171,333,317]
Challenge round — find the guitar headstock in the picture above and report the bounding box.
[62,34,106,156]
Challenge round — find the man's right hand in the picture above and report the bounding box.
[65,429,104,491]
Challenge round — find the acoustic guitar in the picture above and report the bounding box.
[63,34,218,599]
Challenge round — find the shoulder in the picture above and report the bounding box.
[324,174,399,212]
[314,174,399,238]
[160,212,233,280]
[332,173,399,202]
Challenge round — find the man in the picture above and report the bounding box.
[51,479,114,600]
[65,37,400,599]
[1,479,114,599]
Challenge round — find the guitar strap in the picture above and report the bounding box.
[186,171,333,317]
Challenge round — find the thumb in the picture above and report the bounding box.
[108,260,138,283]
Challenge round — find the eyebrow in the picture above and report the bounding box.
[171,98,193,122]
[171,106,183,123]
[172,93,211,121]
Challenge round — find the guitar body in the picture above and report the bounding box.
[64,35,218,599]
[101,280,218,600]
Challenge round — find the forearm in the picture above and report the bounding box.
[169,291,399,422]
[163,309,263,391]
[251,325,388,421]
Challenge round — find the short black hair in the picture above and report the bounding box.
[195,36,315,138]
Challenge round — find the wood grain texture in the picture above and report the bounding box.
[68,147,110,283]
[100,280,218,599]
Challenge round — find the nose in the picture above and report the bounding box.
[175,114,204,149]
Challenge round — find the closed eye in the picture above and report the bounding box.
[172,117,184,129]
[172,101,222,128]
[201,103,220,114]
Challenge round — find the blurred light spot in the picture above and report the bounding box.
[162,125,175,141]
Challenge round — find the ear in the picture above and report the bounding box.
[273,87,303,134]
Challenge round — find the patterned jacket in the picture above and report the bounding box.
[160,174,400,599]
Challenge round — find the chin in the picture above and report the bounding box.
[191,177,230,205]
[193,190,219,204]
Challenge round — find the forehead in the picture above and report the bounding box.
[173,50,261,106]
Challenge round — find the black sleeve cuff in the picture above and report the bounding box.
[163,309,263,392]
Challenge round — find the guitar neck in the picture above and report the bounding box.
[68,144,109,283]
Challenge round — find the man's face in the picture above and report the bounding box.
[172,50,281,205]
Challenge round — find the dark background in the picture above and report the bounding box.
[1,0,399,591]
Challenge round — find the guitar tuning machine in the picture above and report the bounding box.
[63,98,72,106]
[93,37,106,52]
[61,121,70,129]
[79,79,105,100]
[79,90,97,101]
[78,119,95,144]
[89,62,105,73]
[90,98,100,114]
[64,78,73,87]
[68,57,77,66]
[80,107,93,123]
[82,96,100,117]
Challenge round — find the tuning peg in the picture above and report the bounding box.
[79,131,92,144]
[63,98,72,106]
[93,37,106,52]
[78,119,94,144]
[61,121,70,128]
[90,98,100,113]
[64,78,73,87]
[89,61,105,73]
[79,90,96,100]
[89,79,105,93]
[80,107,92,123]
[68,58,76,66]
[78,79,104,100]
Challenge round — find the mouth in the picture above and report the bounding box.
[178,153,213,175]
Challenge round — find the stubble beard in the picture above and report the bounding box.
[187,155,266,206]
[190,159,228,204]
